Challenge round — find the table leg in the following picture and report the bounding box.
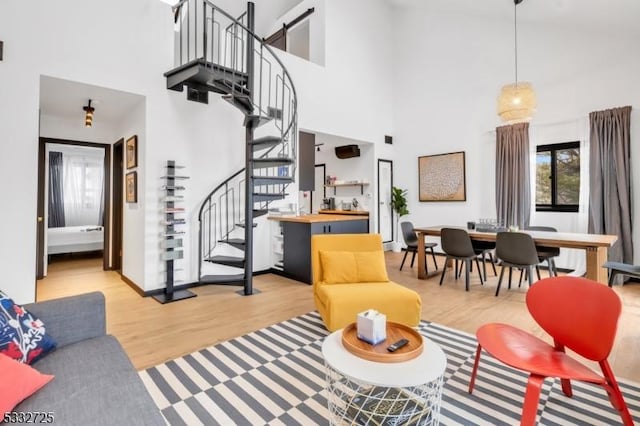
[585,246,609,284]
[417,232,426,279]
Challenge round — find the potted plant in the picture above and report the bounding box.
[391,186,409,252]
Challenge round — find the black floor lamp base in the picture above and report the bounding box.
[153,290,197,304]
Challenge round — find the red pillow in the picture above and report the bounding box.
[0,353,54,415]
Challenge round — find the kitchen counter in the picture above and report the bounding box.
[269,214,369,284]
[268,214,368,223]
[318,209,369,216]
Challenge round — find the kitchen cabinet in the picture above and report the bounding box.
[269,215,368,284]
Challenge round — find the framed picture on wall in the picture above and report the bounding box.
[126,135,138,169]
[418,151,466,202]
[126,171,137,203]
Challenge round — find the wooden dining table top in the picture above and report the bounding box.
[414,225,618,249]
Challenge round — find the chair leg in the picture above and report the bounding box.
[528,266,534,287]
[546,259,554,277]
[430,247,438,270]
[560,378,573,397]
[455,259,459,279]
[551,258,558,277]
[600,360,634,426]
[465,259,471,291]
[399,250,408,271]
[468,344,483,393]
[410,250,416,268]
[496,265,506,296]
[508,267,513,289]
[488,252,498,276]
[518,268,524,288]
[424,250,429,275]
[608,270,617,287]
[535,265,541,281]
[475,258,484,285]
[439,258,448,285]
[481,252,487,281]
[521,375,545,426]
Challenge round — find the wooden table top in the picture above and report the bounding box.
[267,214,369,223]
[415,225,617,249]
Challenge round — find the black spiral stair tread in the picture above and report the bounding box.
[199,274,244,285]
[205,255,245,268]
[253,209,269,218]
[253,176,294,185]
[164,58,248,93]
[222,94,253,114]
[253,193,287,202]
[250,136,283,150]
[217,238,246,250]
[236,223,258,228]
[253,158,294,168]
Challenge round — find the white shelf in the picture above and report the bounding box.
[325,182,369,195]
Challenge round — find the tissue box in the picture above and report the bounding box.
[356,309,387,345]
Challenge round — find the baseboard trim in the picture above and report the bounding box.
[120,274,145,297]
[140,269,273,297]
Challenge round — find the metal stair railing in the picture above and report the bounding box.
[172,0,298,173]
[173,0,298,282]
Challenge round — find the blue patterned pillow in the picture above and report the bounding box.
[0,291,57,364]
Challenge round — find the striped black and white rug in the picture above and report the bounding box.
[140,312,640,425]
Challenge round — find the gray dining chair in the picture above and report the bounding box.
[495,232,541,296]
[462,240,498,282]
[400,221,438,273]
[526,226,560,277]
[439,228,484,291]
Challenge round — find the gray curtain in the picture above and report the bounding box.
[495,122,530,229]
[588,106,633,267]
[48,151,65,228]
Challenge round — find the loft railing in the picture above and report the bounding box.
[173,0,298,170]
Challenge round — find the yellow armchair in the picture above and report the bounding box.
[311,233,422,331]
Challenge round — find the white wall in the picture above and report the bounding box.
[0,0,256,301]
[274,0,394,145]
[40,114,119,145]
[391,8,640,268]
[266,0,325,66]
[314,135,375,217]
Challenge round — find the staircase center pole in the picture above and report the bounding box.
[243,1,256,296]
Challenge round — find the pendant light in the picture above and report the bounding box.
[83,99,95,127]
[497,0,536,123]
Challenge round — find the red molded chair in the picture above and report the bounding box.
[468,276,634,426]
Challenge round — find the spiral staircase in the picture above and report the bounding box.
[164,0,297,295]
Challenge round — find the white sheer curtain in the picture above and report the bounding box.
[62,148,105,226]
[529,118,589,274]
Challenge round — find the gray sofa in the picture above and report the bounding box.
[15,292,165,426]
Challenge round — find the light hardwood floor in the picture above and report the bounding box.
[37,253,640,382]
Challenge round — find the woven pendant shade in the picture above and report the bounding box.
[497,82,536,123]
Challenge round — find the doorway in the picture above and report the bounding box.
[377,159,393,243]
[36,138,112,278]
[311,164,326,213]
[112,139,124,271]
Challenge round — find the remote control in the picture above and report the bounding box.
[387,338,409,352]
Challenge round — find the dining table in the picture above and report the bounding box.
[414,225,618,285]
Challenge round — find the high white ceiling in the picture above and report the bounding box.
[39,76,144,125]
[388,0,640,37]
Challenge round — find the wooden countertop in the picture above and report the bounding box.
[268,214,369,223]
[318,209,369,216]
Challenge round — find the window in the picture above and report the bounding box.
[536,142,580,212]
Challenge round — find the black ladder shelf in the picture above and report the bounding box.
[154,160,197,304]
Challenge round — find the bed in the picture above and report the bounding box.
[47,225,104,255]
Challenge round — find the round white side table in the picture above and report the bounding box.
[321,329,447,425]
